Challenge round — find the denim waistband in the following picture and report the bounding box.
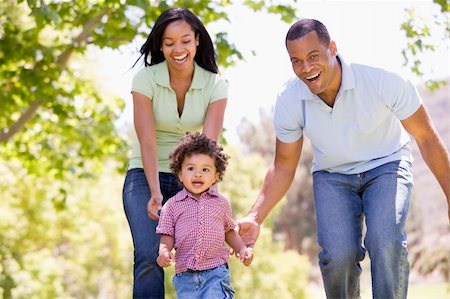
[186,263,228,273]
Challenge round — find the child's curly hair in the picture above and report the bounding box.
[169,132,230,182]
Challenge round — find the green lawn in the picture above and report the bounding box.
[307,282,450,299]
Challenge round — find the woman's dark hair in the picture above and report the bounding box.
[169,132,230,182]
[134,7,218,73]
[285,19,331,48]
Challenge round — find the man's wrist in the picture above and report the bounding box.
[247,211,261,225]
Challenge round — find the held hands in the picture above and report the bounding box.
[237,215,261,248]
[157,250,174,268]
[147,193,164,220]
[236,246,254,266]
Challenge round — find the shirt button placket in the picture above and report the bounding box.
[196,202,205,266]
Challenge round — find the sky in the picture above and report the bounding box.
[93,0,449,146]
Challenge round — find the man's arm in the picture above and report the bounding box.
[238,136,303,246]
[401,104,450,218]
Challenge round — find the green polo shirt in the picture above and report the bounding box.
[128,61,228,172]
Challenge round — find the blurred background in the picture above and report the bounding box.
[0,0,448,298]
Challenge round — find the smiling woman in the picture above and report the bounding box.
[121,7,228,299]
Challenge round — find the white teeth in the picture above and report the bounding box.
[174,54,187,61]
[306,73,319,80]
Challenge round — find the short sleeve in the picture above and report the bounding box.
[156,201,175,236]
[131,67,154,100]
[209,76,228,103]
[222,200,236,233]
[273,79,304,143]
[381,71,422,120]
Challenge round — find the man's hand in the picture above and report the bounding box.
[147,194,163,220]
[237,215,260,248]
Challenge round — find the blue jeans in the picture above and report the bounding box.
[173,264,235,299]
[123,168,183,299]
[313,160,413,299]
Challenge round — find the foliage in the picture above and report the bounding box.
[0,160,133,298]
[400,0,449,91]
[0,1,300,297]
[0,146,311,298]
[0,0,297,207]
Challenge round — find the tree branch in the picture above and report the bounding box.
[57,7,112,68]
[1,8,113,143]
[0,99,44,143]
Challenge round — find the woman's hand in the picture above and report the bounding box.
[147,193,164,220]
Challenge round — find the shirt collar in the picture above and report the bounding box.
[297,53,356,100]
[154,61,206,90]
[338,54,356,91]
[175,187,219,202]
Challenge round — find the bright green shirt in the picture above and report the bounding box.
[128,61,228,172]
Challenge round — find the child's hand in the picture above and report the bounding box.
[237,247,253,266]
[157,250,174,268]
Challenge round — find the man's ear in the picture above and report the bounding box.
[329,40,338,56]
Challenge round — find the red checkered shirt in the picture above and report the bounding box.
[156,188,236,274]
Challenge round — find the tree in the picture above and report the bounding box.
[401,0,449,91]
[0,0,297,205]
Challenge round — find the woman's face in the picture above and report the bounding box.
[161,20,199,72]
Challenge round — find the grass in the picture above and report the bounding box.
[307,282,450,299]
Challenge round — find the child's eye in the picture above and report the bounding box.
[187,166,194,171]
[203,168,210,172]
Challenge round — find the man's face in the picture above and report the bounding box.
[287,31,338,98]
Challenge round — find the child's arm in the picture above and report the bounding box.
[157,234,175,268]
[225,229,253,266]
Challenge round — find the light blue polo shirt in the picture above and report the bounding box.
[128,61,228,172]
[274,55,422,174]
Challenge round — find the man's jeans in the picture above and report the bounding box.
[173,264,235,299]
[313,160,413,299]
[123,168,182,299]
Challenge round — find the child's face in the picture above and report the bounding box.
[178,153,219,197]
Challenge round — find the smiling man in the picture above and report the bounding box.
[238,18,450,299]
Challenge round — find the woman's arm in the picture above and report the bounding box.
[132,91,164,220]
[202,98,227,141]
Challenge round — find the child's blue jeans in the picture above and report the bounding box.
[173,263,235,299]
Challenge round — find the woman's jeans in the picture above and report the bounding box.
[173,264,235,299]
[313,160,413,299]
[123,168,182,299]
